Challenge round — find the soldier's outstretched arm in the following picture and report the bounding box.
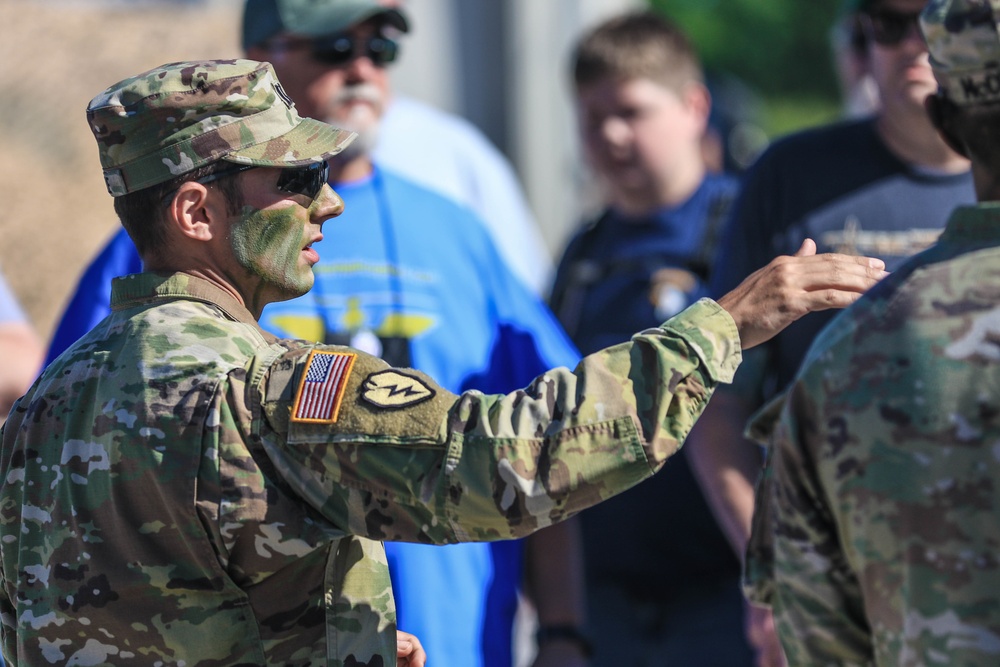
[717,238,887,350]
[248,299,739,545]
[246,243,885,548]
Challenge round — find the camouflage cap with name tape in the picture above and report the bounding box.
[922,0,1000,106]
[87,59,356,196]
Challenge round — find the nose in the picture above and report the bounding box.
[343,54,380,83]
[310,183,345,225]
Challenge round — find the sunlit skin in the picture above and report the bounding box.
[221,168,344,315]
[576,76,710,215]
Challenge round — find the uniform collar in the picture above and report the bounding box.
[940,203,1000,242]
[110,271,271,335]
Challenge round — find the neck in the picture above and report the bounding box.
[144,257,264,319]
[611,159,706,217]
[877,107,970,174]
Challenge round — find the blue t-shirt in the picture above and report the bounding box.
[46,167,579,667]
[45,229,142,366]
[711,117,976,404]
[263,167,581,667]
[549,174,750,618]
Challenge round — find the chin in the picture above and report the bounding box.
[271,283,313,304]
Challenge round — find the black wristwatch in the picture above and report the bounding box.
[535,624,594,658]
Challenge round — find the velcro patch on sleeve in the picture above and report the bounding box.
[361,370,435,409]
[291,350,357,423]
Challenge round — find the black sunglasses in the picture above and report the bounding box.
[860,9,922,47]
[275,161,331,200]
[312,34,399,66]
[266,34,399,67]
[162,161,329,206]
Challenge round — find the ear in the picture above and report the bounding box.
[165,182,228,242]
[925,93,969,158]
[683,81,712,123]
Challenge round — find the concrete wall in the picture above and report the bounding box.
[390,0,643,255]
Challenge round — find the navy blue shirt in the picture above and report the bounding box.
[551,173,736,355]
[550,173,743,599]
[711,117,975,404]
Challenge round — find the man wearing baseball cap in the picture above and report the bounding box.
[242,3,587,665]
[0,58,886,665]
[755,1,1000,663]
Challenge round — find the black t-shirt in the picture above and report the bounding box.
[712,117,975,404]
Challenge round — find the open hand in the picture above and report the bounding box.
[717,239,887,349]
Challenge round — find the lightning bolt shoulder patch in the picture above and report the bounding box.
[291,350,357,423]
[361,370,435,409]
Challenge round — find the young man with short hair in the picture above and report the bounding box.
[549,11,749,666]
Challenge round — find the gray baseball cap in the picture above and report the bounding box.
[921,0,1000,106]
[242,0,409,50]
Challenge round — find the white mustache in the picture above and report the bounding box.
[332,83,384,107]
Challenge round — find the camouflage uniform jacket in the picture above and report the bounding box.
[753,204,1000,666]
[0,271,741,666]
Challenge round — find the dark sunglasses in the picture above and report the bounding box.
[313,34,399,66]
[266,34,399,67]
[275,161,331,200]
[860,9,922,47]
[162,161,329,206]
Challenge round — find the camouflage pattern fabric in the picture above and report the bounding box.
[0,271,740,666]
[753,205,1000,666]
[87,59,355,196]
[740,395,784,609]
[921,0,1000,106]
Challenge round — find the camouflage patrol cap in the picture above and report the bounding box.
[87,59,356,196]
[242,0,409,51]
[921,0,1000,106]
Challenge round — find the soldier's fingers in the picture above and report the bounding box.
[795,288,866,312]
[783,252,885,272]
[803,267,888,294]
[396,630,427,667]
[782,257,888,293]
[793,238,817,257]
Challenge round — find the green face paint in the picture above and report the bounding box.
[229,203,314,303]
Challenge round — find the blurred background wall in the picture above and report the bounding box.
[0,0,847,342]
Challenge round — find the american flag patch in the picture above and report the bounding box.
[291,350,356,423]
